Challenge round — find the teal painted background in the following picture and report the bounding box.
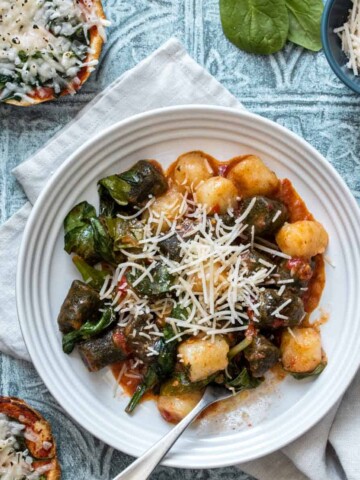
[1,1,359,478]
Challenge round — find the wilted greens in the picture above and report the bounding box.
[289,361,327,380]
[62,308,116,354]
[99,160,168,216]
[126,325,177,413]
[126,263,174,298]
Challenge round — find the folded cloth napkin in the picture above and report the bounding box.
[0,38,358,480]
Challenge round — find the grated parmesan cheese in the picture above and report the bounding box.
[95,191,294,354]
[0,0,109,102]
[0,413,47,480]
[335,0,360,75]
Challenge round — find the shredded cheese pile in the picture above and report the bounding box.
[334,0,360,75]
[0,0,110,102]
[99,192,294,357]
[0,413,52,480]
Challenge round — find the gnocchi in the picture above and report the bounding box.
[178,336,229,382]
[281,327,322,373]
[143,188,183,231]
[226,155,279,198]
[276,220,329,258]
[157,391,203,423]
[191,261,228,294]
[195,176,238,213]
[172,151,214,192]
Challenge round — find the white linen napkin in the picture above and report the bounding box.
[0,38,358,480]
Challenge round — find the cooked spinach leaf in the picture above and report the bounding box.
[170,304,190,322]
[98,175,131,208]
[225,367,262,392]
[64,202,98,262]
[220,0,289,55]
[285,0,323,51]
[126,325,177,413]
[90,218,115,264]
[62,308,116,354]
[160,371,216,396]
[289,361,327,380]
[18,50,28,62]
[64,224,99,264]
[105,217,143,250]
[98,160,168,212]
[64,201,96,234]
[72,256,109,291]
[64,202,119,264]
[0,74,13,89]
[126,263,174,298]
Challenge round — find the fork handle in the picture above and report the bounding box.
[113,397,208,480]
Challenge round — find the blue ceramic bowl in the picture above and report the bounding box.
[321,0,360,93]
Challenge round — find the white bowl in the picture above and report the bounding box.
[16,105,360,468]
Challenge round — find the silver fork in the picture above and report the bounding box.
[113,384,235,480]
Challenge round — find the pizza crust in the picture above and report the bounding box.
[4,0,106,107]
[0,396,61,479]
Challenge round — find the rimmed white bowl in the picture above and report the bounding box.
[16,105,360,468]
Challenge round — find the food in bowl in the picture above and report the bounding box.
[0,397,61,479]
[57,151,328,423]
[0,0,109,106]
[334,0,360,75]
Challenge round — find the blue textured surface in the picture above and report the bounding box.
[1,1,360,478]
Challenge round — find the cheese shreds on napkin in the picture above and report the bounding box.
[0,38,358,480]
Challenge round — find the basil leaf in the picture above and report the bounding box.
[220,0,289,55]
[62,308,116,354]
[285,0,323,52]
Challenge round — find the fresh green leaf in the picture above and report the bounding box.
[285,0,323,52]
[62,308,116,354]
[289,361,327,380]
[64,201,97,234]
[72,256,109,291]
[126,263,174,298]
[225,367,262,392]
[220,0,289,55]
